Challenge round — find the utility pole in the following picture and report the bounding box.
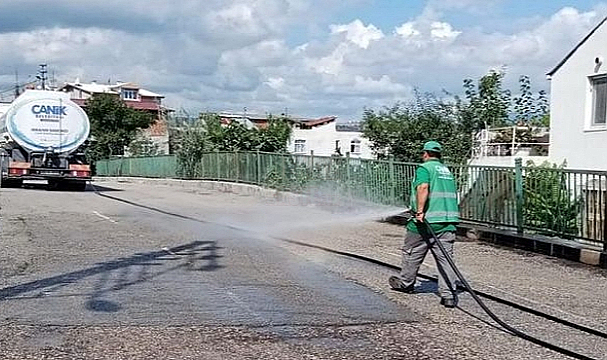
[14,69,20,99]
[37,64,48,90]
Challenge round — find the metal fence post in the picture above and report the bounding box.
[346,151,352,200]
[281,154,286,190]
[245,152,250,183]
[0,154,4,187]
[515,158,524,234]
[215,150,220,180]
[235,151,239,182]
[389,155,395,205]
[346,152,351,184]
[310,150,315,178]
[256,150,261,185]
[603,180,607,253]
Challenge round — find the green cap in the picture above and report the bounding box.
[422,141,442,153]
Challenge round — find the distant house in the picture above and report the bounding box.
[58,80,171,154]
[548,16,607,170]
[217,111,372,158]
[289,118,373,159]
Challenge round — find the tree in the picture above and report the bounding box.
[513,75,550,127]
[192,112,292,153]
[174,113,293,176]
[463,69,511,130]
[362,92,472,164]
[167,109,198,154]
[175,123,211,177]
[257,115,293,152]
[523,161,581,236]
[128,131,160,157]
[85,94,155,161]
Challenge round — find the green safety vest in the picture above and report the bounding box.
[410,160,459,224]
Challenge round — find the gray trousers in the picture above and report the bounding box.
[399,229,458,299]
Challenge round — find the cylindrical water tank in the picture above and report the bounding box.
[0,90,90,154]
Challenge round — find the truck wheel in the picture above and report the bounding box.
[70,181,87,191]
[1,178,22,188]
[47,179,62,190]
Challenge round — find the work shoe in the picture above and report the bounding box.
[440,297,457,308]
[388,276,415,293]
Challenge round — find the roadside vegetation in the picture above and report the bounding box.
[84,94,155,162]
[362,70,550,164]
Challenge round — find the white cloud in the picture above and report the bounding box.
[325,75,411,96]
[395,22,420,38]
[330,19,384,49]
[265,77,285,89]
[430,22,461,40]
[0,1,603,122]
[307,43,348,75]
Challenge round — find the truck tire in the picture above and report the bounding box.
[48,180,86,191]
[69,181,87,191]
[47,179,63,190]
[1,178,22,188]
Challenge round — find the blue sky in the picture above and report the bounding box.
[332,1,602,31]
[0,0,605,120]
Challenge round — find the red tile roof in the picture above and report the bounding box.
[124,101,161,111]
[293,116,336,128]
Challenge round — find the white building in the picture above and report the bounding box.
[548,16,607,170]
[469,126,550,167]
[288,118,373,159]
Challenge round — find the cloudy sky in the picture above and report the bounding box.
[0,0,605,121]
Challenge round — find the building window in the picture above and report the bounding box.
[122,89,138,100]
[591,75,607,126]
[294,139,306,153]
[335,140,342,156]
[350,139,361,154]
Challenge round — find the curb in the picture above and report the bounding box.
[457,223,607,269]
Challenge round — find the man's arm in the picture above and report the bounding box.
[416,183,429,222]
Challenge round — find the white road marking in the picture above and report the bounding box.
[387,252,401,257]
[92,211,117,223]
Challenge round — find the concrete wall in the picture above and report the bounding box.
[288,122,374,159]
[550,22,607,171]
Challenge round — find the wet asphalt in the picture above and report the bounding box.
[0,181,423,359]
[0,179,598,359]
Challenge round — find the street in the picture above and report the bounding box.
[0,179,603,359]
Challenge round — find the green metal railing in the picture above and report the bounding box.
[96,152,607,249]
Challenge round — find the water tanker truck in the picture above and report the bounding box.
[0,90,91,190]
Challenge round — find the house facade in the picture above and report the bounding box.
[217,111,373,159]
[58,80,171,154]
[289,118,373,159]
[548,17,607,170]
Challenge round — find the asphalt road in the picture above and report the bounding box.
[0,179,598,359]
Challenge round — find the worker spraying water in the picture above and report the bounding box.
[389,141,459,308]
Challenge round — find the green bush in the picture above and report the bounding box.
[523,161,581,236]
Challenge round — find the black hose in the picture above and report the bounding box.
[422,219,598,360]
